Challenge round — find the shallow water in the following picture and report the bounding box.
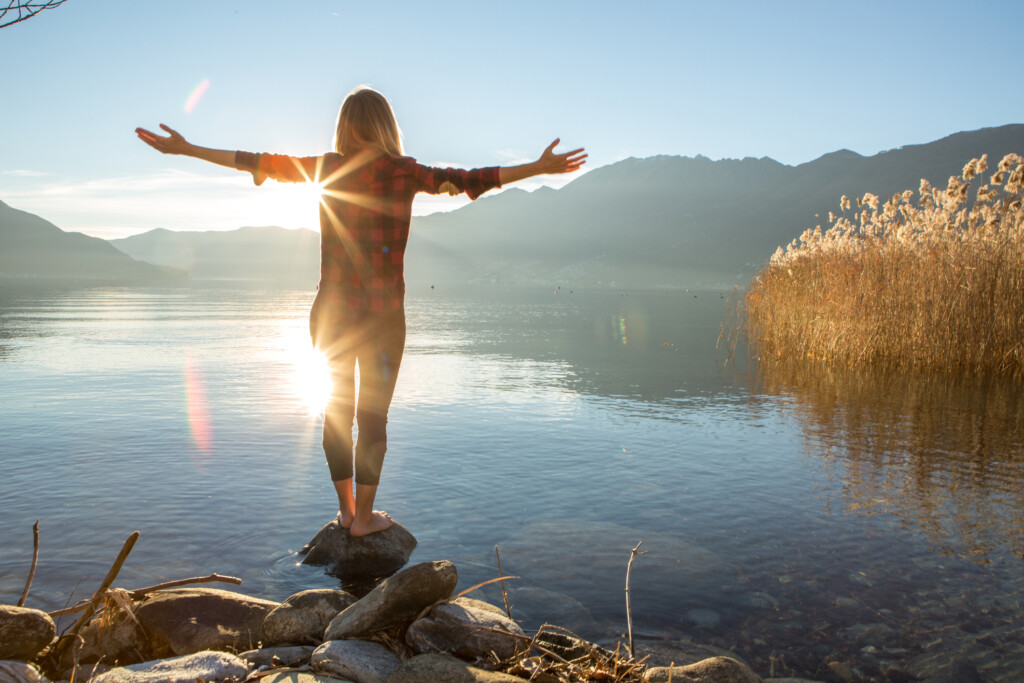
[1,283,1022,681]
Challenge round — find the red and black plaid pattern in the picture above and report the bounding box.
[236,150,501,313]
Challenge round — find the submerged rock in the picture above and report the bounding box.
[301,518,416,582]
[0,605,55,661]
[311,639,400,683]
[132,588,278,657]
[261,588,358,646]
[405,600,525,659]
[644,656,763,683]
[387,653,525,683]
[324,561,457,640]
[75,609,147,666]
[92,651,248,683]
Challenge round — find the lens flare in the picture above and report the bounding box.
[184,354,213,456]
[184,78,210,114]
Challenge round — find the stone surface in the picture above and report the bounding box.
[644,656,763,683]
[259,673,353,683]
[59,662,113,683]
[262,589,358,646]
[75,610,147,666]
[325,561,458,640]
[238,646,314,669]
[0,660,49,683]
[91,651,248,683]
[301,519,417,582]
[505,587,593,633]
[132,588,278,657]
[312,640,401,683]
[0,606,56,661]
[405,600,525,659]
[385,653,525,683]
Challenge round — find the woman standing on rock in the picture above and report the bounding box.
[136,86,586,536]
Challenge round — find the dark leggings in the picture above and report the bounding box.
[319,309,406,485]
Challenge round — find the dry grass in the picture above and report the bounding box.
[745,153,1024,378]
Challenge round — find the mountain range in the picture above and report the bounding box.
[3,124,1022,288]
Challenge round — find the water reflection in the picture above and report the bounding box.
[757,360,1024,563]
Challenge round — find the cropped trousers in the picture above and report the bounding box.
[315,307,406,485]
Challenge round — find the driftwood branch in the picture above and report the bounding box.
[48,572,243,618]
[54,531,139,658]
[17,521,40,607]
[625,540,648,660]
[452,574,519,600]
[495,545,512,619]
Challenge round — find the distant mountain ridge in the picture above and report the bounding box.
[110,225,320,286]
[4,124,1022,288]
[0,200,185,284]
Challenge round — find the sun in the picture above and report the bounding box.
[254,180,325,232]
[282,325,332,415]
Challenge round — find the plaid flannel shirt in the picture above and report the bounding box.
[236,149,501,313]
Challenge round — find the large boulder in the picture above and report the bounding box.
[405,600,525,659]
[645,656,763,683]
[132,589,278,657]
[325,561,457,640]
[312,640,401,683]
[0,661,50,683]
[386,653,525,682]
[0,606,55,661]
[91,651,248,683]
[301,519,417,582]
[259,673,353,683]
[261,589,358,646]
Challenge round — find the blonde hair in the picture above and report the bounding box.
[333,86,403,157]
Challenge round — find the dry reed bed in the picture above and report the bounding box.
[745,152,1024,378]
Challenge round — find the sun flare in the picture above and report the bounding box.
[282,326,332,415]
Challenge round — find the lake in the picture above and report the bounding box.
[1,282,1022,681]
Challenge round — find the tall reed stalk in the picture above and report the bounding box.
[745,153,1024,379]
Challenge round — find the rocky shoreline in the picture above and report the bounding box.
[1,519,790,683]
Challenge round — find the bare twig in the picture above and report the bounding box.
[453,574,519,600]
[625,540,648,660]
[54,531,140,659]
[494,545,512,619]
[17,521,40,607]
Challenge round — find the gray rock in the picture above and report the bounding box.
[838,622,897,644]
[907,653,983,683]
[0,606,56,661]
[451,597,506,617]
[301,519,417,582]
[91,651,248,683]
[60,662,113,683]
[325,561,457,640]
[238,646,314,669]
[385,653,524,682]
[262,589,358,646]
[0,661,50,683]
[259,673,353,683]
[74,610,147,666]
[132,588,278,657]
[405,601,525,659]
[686,608,722,627]
[645,656,763,683]
[312,640,401,683]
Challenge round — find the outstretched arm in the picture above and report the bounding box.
[498,139,587,186]
[135,124,238,169]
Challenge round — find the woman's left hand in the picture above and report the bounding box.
[535,139,587,175]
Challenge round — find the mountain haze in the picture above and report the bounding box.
[0,200,185,283]
[111,226,320,286]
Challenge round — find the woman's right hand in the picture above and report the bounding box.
[135,124,193,155]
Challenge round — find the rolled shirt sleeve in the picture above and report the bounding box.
[413,164,502,200]
[235,151,321,186]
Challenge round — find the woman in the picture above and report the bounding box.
[136,86,586,536]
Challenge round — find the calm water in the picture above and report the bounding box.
[1,283,1022,681]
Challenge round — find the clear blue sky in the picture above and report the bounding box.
[2,0,1022,238]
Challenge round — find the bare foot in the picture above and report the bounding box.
[349,510,393,537]
[337,510,355,529]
